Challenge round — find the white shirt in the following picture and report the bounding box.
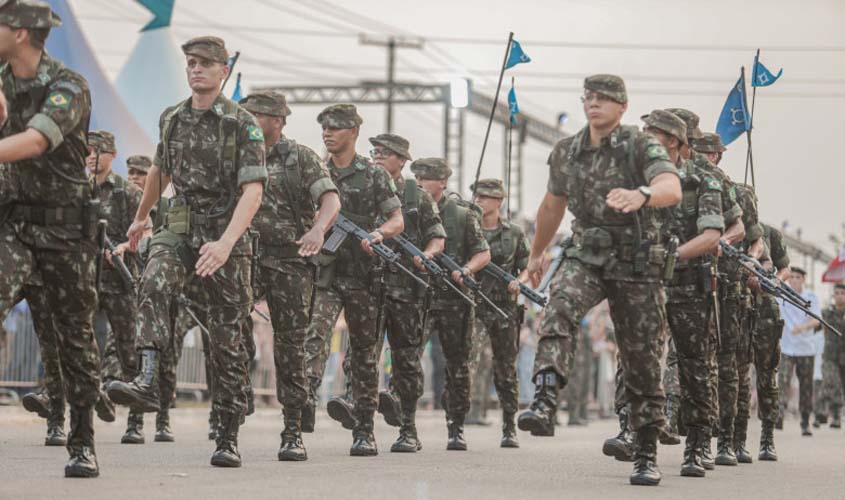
[779,289,822,357]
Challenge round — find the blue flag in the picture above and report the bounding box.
[508,85,519,123]
[715,74,750,146]
[505,39,531,69]
[231,73,243,102]
[751,54,782,87]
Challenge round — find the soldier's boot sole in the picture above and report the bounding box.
[121,432,145,445]
[446,439,468,451]
[45,432,67,447]
[210,450,242,468]
[517,411,554,437]
[629,471,662,486]
[326,399,356,430]
[106,383,160,414]
[758,444,778,461]
[278,448,308,461]
[602,438,634,462]
[500,436,520,448]
[64,451,99,478]
[154,430,175,442]
[378,392,401,427]
[714,454,737,466]
[349,444,378,457]
[390,440,421,453]
[22,394,50,419]
[680,463,706,478]
[735,446,753,464]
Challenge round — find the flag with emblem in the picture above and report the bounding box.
[247,125,264,142]
[47,91,70,109]
[508,84,519,124]
[505,39,531,69]
[715,72,750,146]
[751,53,782,87]
[231,72,243,101]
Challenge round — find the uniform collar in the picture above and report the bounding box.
[177,92,230,120]
[2,52,60,94]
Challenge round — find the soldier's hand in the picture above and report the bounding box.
[747,276,761,292]
[361,231,384,257]
[297,227,324,257]
[606,188,646,213]
[196,239,234,277]
[126,219,147,252]
[114,241,131,258]
[0,87,7,126]
[526,254,545,289]
[507,279,520,295]
[451,269,465,286]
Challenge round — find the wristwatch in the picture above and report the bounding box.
[637,186,652,208]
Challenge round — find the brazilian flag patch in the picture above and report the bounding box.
[706,177,722,191]
[646,144,668,160]
[247,125,264,142]
[729,186,737,201]
[46,91,71,109]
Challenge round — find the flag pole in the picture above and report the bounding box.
[471,32,513,199]
[740,65,755,187]
[221,51,241,92]
[744,49,760,187]
[506,77,514,217]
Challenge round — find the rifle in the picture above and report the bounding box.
[103,235,136,289]
[175,294,210,337]
[388,232,474,307]
[720,241,842,337]
[436,253,510,319]
[537,249,564,294]
[482,261,547,307]
[322,213,428,290]
[90,145,107,293]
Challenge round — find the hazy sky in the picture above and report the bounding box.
[72,0,845,252]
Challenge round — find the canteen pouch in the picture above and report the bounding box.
[166,196,191,235]
[578,227,616,268]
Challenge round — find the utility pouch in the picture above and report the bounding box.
[578,227,615,268]
[174,240,198,270]
[166,196,191,235]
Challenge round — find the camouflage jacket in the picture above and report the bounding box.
[755,223,789,318]
[692,153,742,227]
[93,171,142,293]
[665,158,724,269]
[253,136,336,271]
[719,183,763,281]
[823,306,845,363]
[153,93,267,253]
[431,192,489,304]
[478,219,530,304]
[0,52,92,248]
[325,153,400,287]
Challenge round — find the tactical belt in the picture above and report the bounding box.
[190,213,229,228]
[259,242,301,259]
[11,205,84,226]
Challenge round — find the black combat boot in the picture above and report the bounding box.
[831,406,842,429]
[278,408,308,461]
[501,411,519,448]
[517,371,558,437]
[629,426,661,486]
[733,418,752,463]
[106,349,161,413]
[211,411,242,467]
[715,419,738,466]
[121,411,145,444]
[603,408,635,462]
[813,412,827,428]
[155,410,174,442]
[22,390,50,418]
[775,411,784,430]
[327,379,356,430]
[378,390,401,427]
[45,397,67,447]
[391,400,421,453]
[758,419,778,461]
[659,395,681,445]
[64,405,99,478]
[680,428,707,478]
[95,386,116,423]
[208,407,219,440]
[350,416,378,457]
[800,411,813,436]
[446,415,467,451]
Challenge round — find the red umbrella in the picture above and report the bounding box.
[822,246,845,283]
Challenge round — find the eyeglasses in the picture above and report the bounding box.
[369,148,396,159]
[580,92,613,104]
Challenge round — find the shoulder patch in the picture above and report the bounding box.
[728,186,737,201]
[46,91,71,109]
[705,177,722,191]
[387,177,397,194]
[646,143,669,160]
[247,125,264,142]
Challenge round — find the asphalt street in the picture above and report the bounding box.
[1,406,844,500]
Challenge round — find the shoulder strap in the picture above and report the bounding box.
[279,139,308,238]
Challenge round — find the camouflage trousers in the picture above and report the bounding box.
[735,312,754,422]
[664,339,680,398]
[717,286,747,433]
[21,285,66,415]
[304,279,381,420]
[157,306,195,412]
[565,322,593,420]
[426,297,475,419]
[468,316,494,420]
[98,291,139,384]
[470,303,521,416]
[747,300,782,424]
[256,262,314,413]
[820,358,844,412]
[136,240,251,415]
[534,258,667,431]
[0,223,101,408]
[664,289,714,432]
[778,354,814,417]
[707,317,720,430]
[381,293,426,404]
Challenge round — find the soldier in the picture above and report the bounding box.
[0,0,102,477]
[518,75,682,486]
[302,104,404,456]
[126,155,152,191]
[822,284,845,429]
[643,110,725,477]
[470,178,530,447]
[85,130,145,442]
[106,36,267,468]
[239,90,341,460]
[413,158,491,450]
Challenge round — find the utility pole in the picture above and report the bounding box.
[359,34,424,133]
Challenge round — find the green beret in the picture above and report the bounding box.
[88,130,116,154]
[584,74,627,104]
[471,178,506,199]
[410,157,451,180]
[369,133,411,161]
[126,155,152,173]
[181,36,229,64]
[240,91,291,117]
[317,104,363,129]
[0,0,61,29]
[641,109,688,145]
[665,108,704,140]
[693,132,727,154]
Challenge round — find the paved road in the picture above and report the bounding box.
[1,406,844,500]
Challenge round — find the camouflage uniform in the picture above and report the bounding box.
[566,318,594,424]
[303,105,401,448]
[822,293,845,426]
[240,91,338,456]
[0,4,101,475]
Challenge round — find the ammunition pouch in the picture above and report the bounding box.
[149,230,198,271]
[165,196,191,235]
[316,253,337,289]
[576,227,616,268]
[260,242,302,260]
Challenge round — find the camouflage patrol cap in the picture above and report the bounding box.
[693,132,726,153]
[181,36,229,64]
[471,178,506,199]
[664,108,704,140]
[834,283,845,290]
[0,0,61,29]
[87,130,116,154]
[239,91,291,117]
[126,155,152,173]
[317,104,363,129]
[641,109,687,145]
[368,133,412,161]
[584,74,627,104]
[410,157,452,180]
